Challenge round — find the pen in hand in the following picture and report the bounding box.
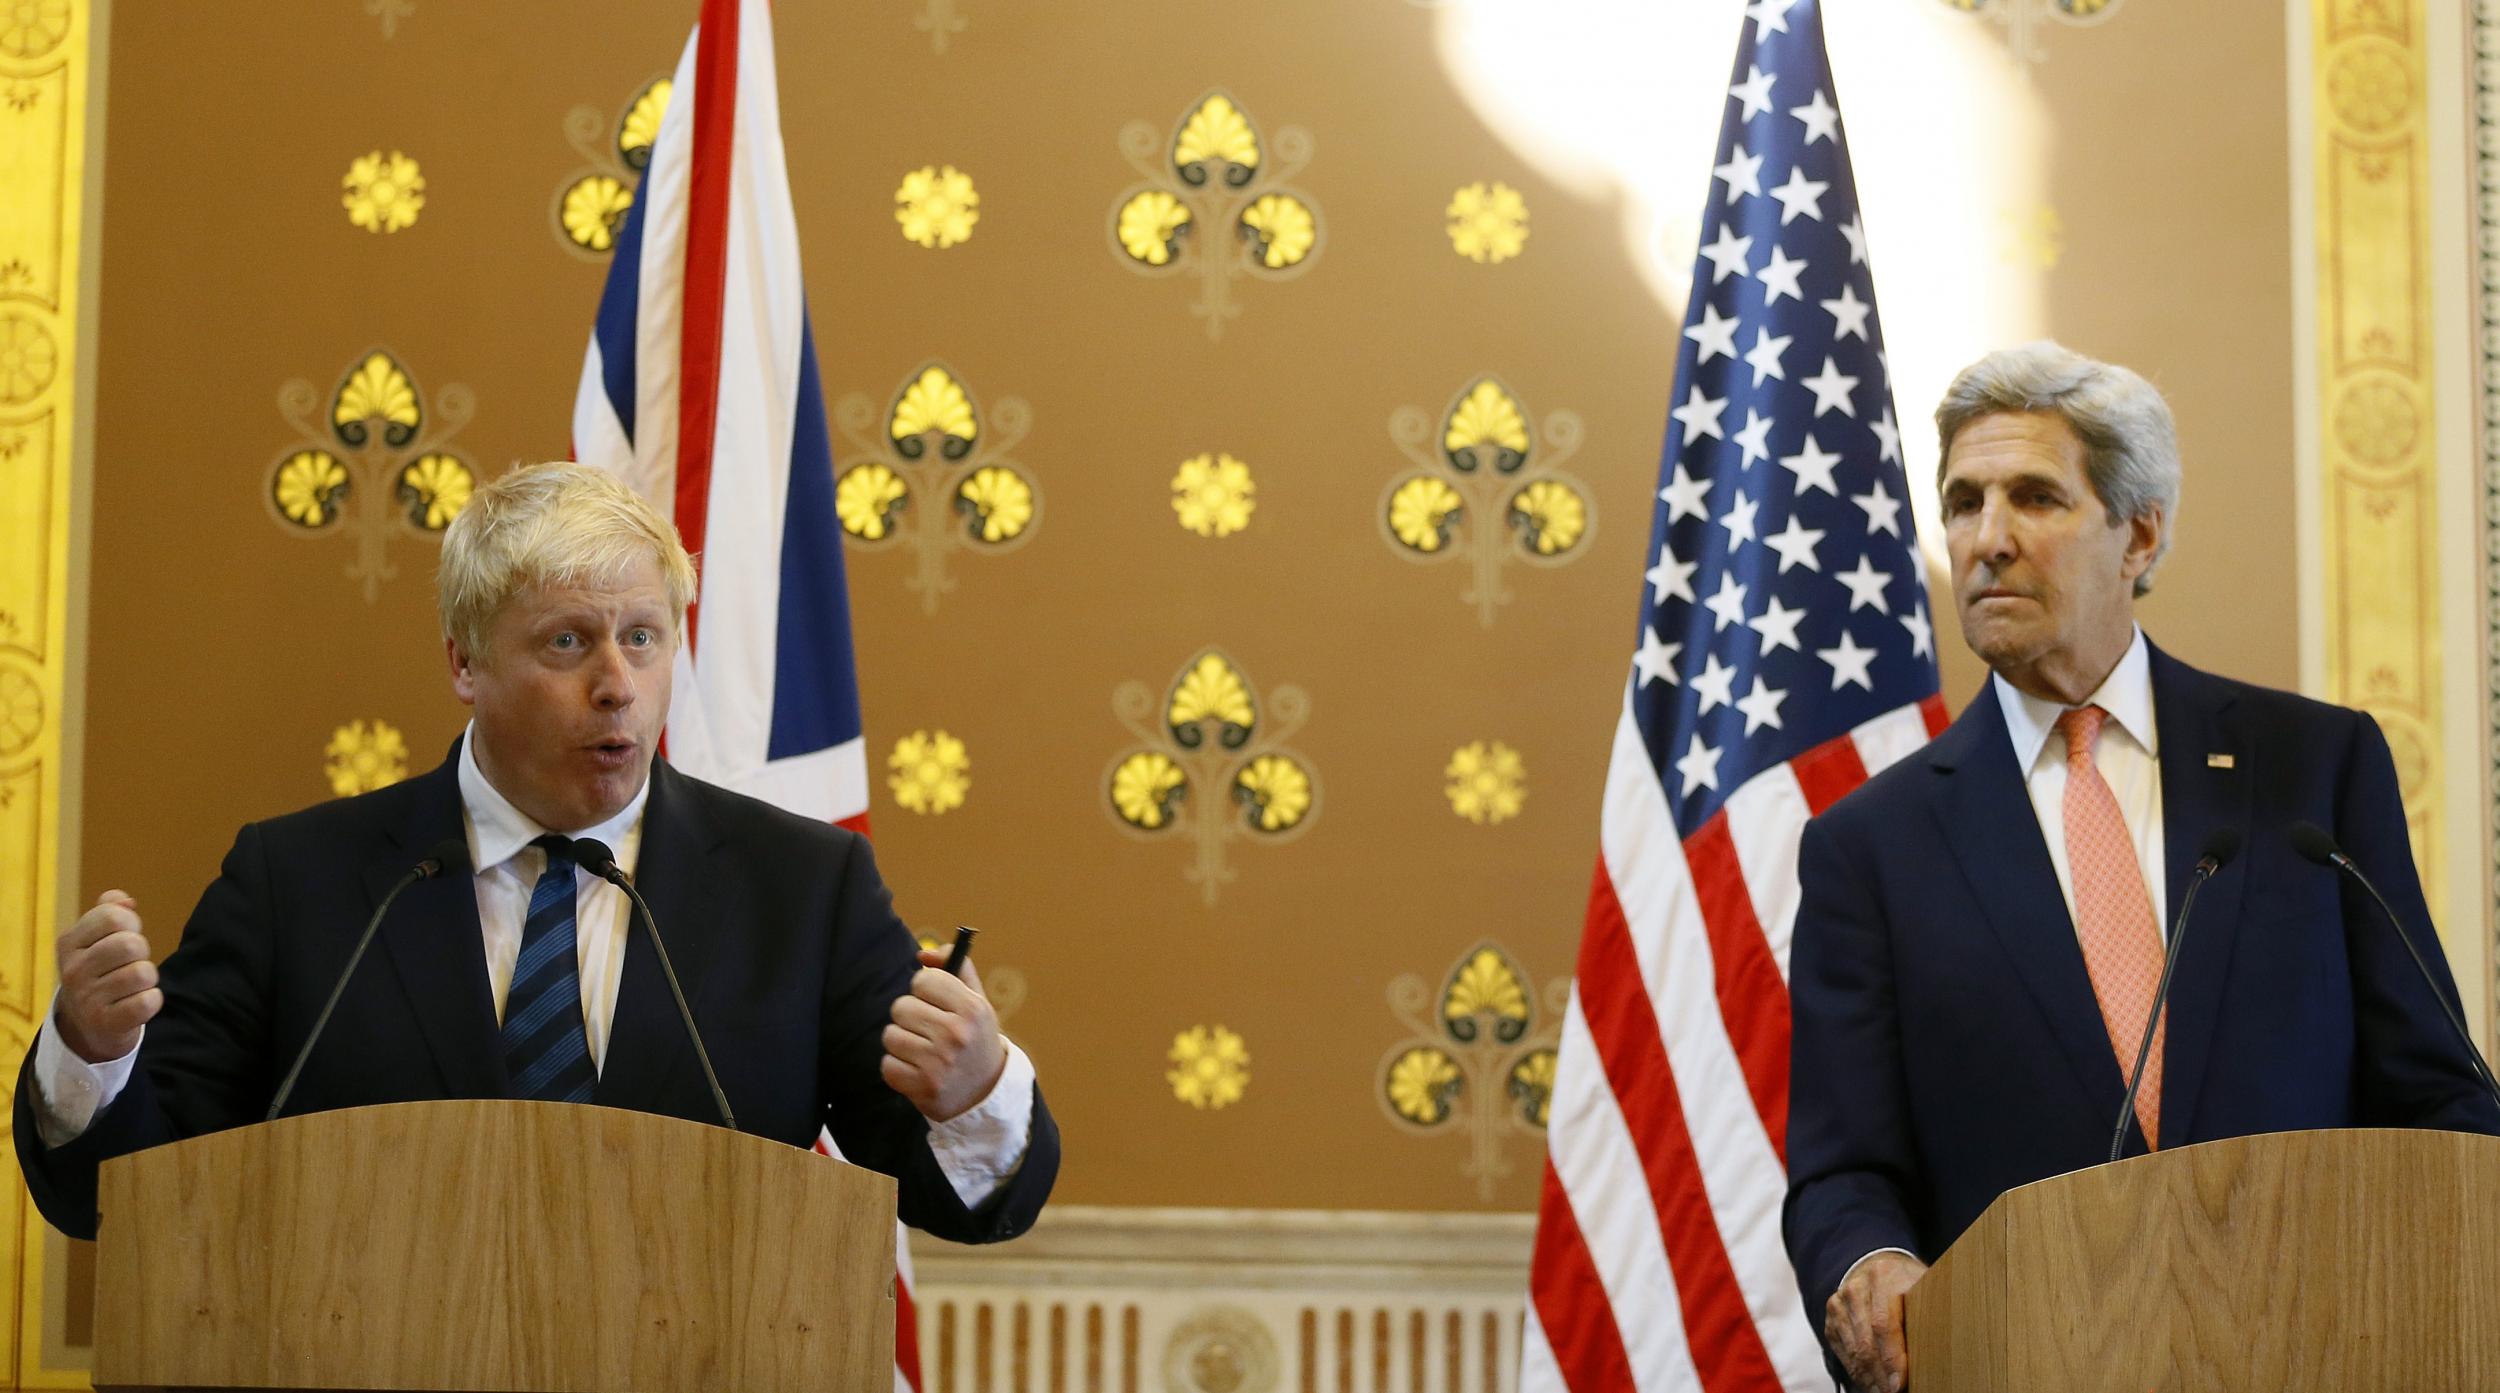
[943,924,978,976]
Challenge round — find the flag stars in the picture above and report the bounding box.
[1743,327,1792,387]
[1818,630,1878,691]
[1700,225,1755,283]
[1659,463,1712,524]
[1686,302,1741,363]
[1703,572,1751,631]
[1840,213,1870,266]
[1758,245,1808,305]
[1676,733,1726,797]
[1852,478,1903,536]
[1729,64,1777,120]
[1747,0,1799,35]
[1749,594,1807,654]
[1790,89,1840,145]
[1690,652,1738,714]
[1633,626,1684,688]
[1764,515,1824,573]
[1719,491,1760,547]
[1802,356,1859,417]
[1714,144,1765,204]
[1731,410,1776,467]
[1870,406,1901,465]
[1672,385,1729,442]
[1901,601,1934,661]
[1769,166,1829,225]
[1822,283,1872,341]
[1836,554,1894,613]
[1736,677,1789,736]
[1779,434,1842,497]
[1646,543,1698,604]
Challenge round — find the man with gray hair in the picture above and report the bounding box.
[1781,343,2498,1391]
[17,462,1058,1247]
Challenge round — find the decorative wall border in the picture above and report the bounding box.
[2474,0,2500,1048]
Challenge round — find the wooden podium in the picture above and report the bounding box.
[1903,1128,2500,1391]
[88,1100,899,1392]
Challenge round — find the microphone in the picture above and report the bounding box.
[2289,820,2500,1116]
[569,837,737,1131]
[268,837,468,1122]
[2110,826,2243,1163]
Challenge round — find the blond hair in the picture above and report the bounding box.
[437,462,698,657]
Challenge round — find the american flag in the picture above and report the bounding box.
[1521,4,1944,1391]
[569,2,920,1389]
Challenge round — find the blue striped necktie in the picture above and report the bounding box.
[504,835,596,1103]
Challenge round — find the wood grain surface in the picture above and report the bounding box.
[1905,1128,2500,1392]
[91,1100,897,1392]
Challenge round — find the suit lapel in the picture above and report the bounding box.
[370,745,506,1097]
[1929,684,2135,1120]
[595,760,723,1115]
[2146,645,2250,1146]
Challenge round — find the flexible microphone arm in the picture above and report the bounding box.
[2111,826,2242,1163]
[268,838,468,1122]
[2290,821,2500,1117]
[570,838,738,1132]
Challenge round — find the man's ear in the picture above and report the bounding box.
[2120,505,2165,584]
[447,634,479,706]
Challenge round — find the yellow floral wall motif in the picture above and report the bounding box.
[834,362,1040,613]
[1444,740,1526,825]
[1446,181,1529,264]
[887,728,971,815]
[1379,943,1562,1199]
[553,77,670,257]
[1171,452,1255,538]
[323,719,408,797]
[1381,376,1595,626]
[1109,91,1322,340]
[1168,1024,1250,1109]
[342,150,424,233]
[264,349,477,602]
[1106,649,1318,905]
[896,164,980,249]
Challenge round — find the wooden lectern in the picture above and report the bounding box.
[1903,1128,2500,1391]
[88,1100,899,1392]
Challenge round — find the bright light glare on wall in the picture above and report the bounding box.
[1431,0,2050,572]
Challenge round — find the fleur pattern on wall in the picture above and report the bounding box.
[1446,181,1529,264]
[323,719,409,796]
[833,363,1040,613]
[888,729,971,815]
[1381,376,1595,626]
[552,76,670,257]
[1105,650,1318,905]
[1379,943,1562,1198]
[264,349,477,602]
[1109,92,1322,340]
[342,150,425,233]
[1168,1024,1250,1109]
[896,165,980,249]
[1444,740,1526,825]
[1171,452,1255,538]
[915,0,968,54]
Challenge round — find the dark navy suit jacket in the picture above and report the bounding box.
[13,744,1059,1244]
[1783,643,2499,1350]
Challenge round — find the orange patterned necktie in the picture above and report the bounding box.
[2056,705,2164,1149]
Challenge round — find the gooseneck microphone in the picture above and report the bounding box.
[2289,820,2500,1116]
[2110,826,2243,1163]
[267,837,468,1122]
[569,837,737,1132]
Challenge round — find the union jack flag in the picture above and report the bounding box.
[569,2,917,1388]
[1522,3,1943,1389]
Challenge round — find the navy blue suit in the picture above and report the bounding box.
[1783,643,2499,1347]
[14,744,1059,1244]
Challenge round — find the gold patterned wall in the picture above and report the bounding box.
[13,0,2323,1377]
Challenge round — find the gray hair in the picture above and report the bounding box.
[1934,341,2180,596]
[438,462,698,659]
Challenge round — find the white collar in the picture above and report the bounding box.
[1995,627,2157,773]
[456,722,650,875]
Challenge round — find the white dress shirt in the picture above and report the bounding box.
[35,728,1036,1208]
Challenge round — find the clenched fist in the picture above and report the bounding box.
[881,948,1006,1123]
[55,891,161,1064]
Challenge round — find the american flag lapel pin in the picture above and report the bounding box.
[2207,753,2236,769]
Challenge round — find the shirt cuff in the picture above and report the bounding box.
[32,991,141,1149]
[1838,1246,1920,1293]
[926,1037,1035,1210]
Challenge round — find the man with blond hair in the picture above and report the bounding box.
[17,462,1056,1245]
[1782,343,2498,1392]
